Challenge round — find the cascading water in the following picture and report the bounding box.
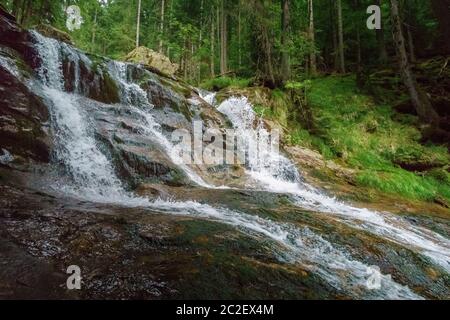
[31,31,144,204]
[106,60,214,189]
[213,94,450,272]
[218,96,303,183]
[27,31,430,299]
[150,198,422,299]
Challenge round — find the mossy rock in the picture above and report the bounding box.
[34,24,73,45]
[125,46,178,77]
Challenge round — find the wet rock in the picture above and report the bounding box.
[135,184,171,199]
[118,144,189,186]
[72,57,120,104]
[0,62,51,166]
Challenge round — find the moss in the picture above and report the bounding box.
[288,76,450,202]
[101,71,120,103]
[159,76,192,97]
[200,77,252,91]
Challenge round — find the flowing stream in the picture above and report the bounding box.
[211,94,450,273]
[18,30,450,299]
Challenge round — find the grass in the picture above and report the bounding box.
[286,75,450,203]
[200,76,252,91]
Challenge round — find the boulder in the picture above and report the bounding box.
[284,146,356,181]
[124,46,179,77]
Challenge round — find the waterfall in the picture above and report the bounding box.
[106,60,214,188]
[215,95,450,272]
[217,96,302,183]
[30,31,144,204]
[28,31,428,299]
[107,61,152,108]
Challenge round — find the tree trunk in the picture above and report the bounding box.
[406,1,418,63]
[191,42,195,82]
[263,28,275,86]
[20,0,32,25]
[210,8,215,78]
[281,0,291,81]
[337,0,345,73]
[238,0,242,70]
[217,5,220,65]
[199,0,204,44]
[375,0,388,63]
[166,0,174,58]
[405,23,416,63]
[430,0,450,54]
[159,0,165,53]
[220,0,228,75]
[390,0,440,129]
[352,0,363,87]
[91,7,98,53]
[136,0,141,48]
[308,0,316,76]
[331,0,339,70]
[198,0,203,82]
[12,0,22,18]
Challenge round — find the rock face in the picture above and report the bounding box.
[125,46,179,77]
[0,13,51,168]
[0,61,51,166]
[0,7,37,70]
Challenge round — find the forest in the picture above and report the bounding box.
[0,0,449,300]
[2,1,448,78]
[3,1,450,133]
[4,0,448,202]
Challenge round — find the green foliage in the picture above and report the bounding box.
[288,76,450,202]
[285,80,312,90]
[200,77,252,91]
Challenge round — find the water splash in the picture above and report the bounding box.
[31,31,64,90]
